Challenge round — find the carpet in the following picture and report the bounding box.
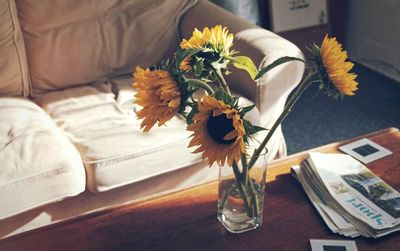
[282,64,400,154]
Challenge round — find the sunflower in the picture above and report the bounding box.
[187,96,246,166]
[133,67,181,132]
[313,35,358,97]
[180,25,234,56]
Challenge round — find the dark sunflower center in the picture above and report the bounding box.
[207,113,236,145]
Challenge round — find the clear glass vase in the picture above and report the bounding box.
[217,153,267,233]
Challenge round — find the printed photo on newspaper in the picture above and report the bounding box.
[292,152,400,238]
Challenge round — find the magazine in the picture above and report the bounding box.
[292,152,400,238]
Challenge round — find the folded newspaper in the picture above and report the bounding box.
[292,152,400,238]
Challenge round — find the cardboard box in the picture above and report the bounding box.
[269,0,328,33]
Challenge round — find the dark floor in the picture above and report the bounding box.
[282,64,400,154]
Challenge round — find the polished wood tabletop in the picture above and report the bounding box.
[1,128,399,251]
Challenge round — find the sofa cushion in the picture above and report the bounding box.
[0,98,86,220]
[34,83,203,192]
[0,0,29,96]
[15,0,197,96]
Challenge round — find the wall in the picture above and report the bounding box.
[345,0,400,81]
[209,0,260,25]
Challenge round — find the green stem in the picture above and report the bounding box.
[214,68,231,95]
[218,183,236,210]
[218,155,248,213]
[247,177,260,217]
[186,79,215,94]
[232,161,252,216]
[219,158,261,218]
[241,153,249,186]
[248,71,319,169]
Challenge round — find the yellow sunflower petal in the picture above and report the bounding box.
[180,25,234,56]
[132,67,181,132]
[223,129,238,141]
[180,56,193,71]
[319,35,359,96]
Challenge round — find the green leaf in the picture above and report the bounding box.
[193,60,204,77]
[160,58,171,71]
[253,125,267,133]
[175,49,201,69]
[243,119,255,135]
[255,56,305,80]
[230,56,258,80]
[232,96,240,107]
[240,104,256,116]
[243,119,267,136]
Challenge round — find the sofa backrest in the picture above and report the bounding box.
[14,0,196,96]
[0,0,29,97]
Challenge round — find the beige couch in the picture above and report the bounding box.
[0,0,304,238]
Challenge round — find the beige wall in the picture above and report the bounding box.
[345,0,400,81]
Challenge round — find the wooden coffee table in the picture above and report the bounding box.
[1,128,399,251]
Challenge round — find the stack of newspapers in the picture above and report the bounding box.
[292,152,400,238]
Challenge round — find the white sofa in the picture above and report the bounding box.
[0,0,304,239]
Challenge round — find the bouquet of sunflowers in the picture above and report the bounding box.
[132,25,358,232]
